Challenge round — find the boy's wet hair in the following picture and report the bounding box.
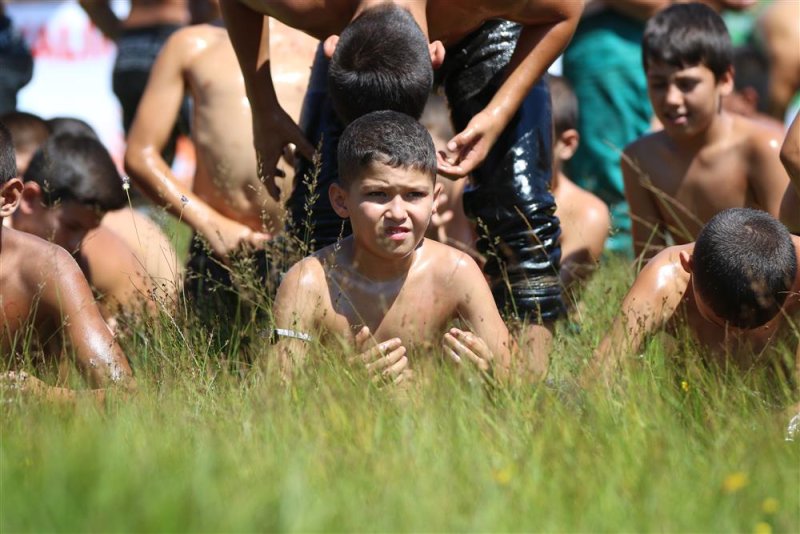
[337,110,437,185]
[24,133,126,211]
[47,117,99,140]
[642,2,732,81]
[693,208,797,329]
[329,4,432,124]
[0,122,16,184]
[0,111,49,156]
[547,75,578,137]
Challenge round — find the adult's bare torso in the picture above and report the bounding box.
[633,124,762,244]
[239,0,533,44]
[313,239,470,350]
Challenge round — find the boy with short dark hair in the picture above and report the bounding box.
[548,75,610,289]
[0,123,134,400]
[588,208,799,381]
[622,2,789,260]
[272,111,510,383]
[9,133,157,320]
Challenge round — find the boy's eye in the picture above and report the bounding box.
[677,79,699,92]
[405,191,428,200]
[365,191,387,199]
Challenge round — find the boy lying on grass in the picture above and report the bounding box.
[0,123,134,401]
[587,208,799,390]
[271,111,510,384]
[622,3,790,261]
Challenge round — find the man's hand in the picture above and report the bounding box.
[437,110,503,179]
[204,214,272,260]
[443,328,495,374]
[254,107,316,200]
[349,326,410,385]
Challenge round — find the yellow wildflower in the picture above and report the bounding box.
[492,466,513,486]
[761,498,779,514]
[754,522,772,534]
[681,380,689,392]
[722,472,748,493]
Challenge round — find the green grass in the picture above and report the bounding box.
[2,256,799,532]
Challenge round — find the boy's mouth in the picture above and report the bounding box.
[664,110,688,125]
[385,226,411,240]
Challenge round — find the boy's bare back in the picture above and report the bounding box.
[624,112,789,257]
[0,227,132,388]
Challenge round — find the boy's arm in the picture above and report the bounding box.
[219,0,314,199]
[748,124,792,222]
[271,259,324,382]
[601,0,670,21]
[583,249,687,385]
[622,144,667,260]
[124,29,270,259]
[79,0,122,41]
[41,247,135,391]
[452,254,512,379]
[780,113,800,232]
[437,0,581,179]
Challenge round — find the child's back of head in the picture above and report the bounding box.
[329,4,433,124]
[692,207,797,329]
[337,110,437,185]
[642,2,732,80]
[24,133,126,212]
[548,75,579,138]
[47,117,99,140]
[0,112,49,170]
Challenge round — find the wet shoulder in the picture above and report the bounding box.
[733,114,784,155]
[417,239,483,285]
[9,230,77,290]
[282,252,330,295]
[638,244,692,294]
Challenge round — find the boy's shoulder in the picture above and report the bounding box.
[730,113,785,153]
[635,244,693,294]
[623,130,673,169]
[415,238,484,285]
[3,227,81,290]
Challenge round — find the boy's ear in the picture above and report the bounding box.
[19,181,44,215]
[429,40,445,69]
[555,129,580,161]
[323,35,340,59]
[329,182,350,219]
[679,250,693,274]
[718,67,734,97]
[0,178,24,217]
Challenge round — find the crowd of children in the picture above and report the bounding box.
[1,1,799,428]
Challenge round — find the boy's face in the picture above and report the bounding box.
[21,195,104,254]
[646,61,733,138]
[331,162,440,260]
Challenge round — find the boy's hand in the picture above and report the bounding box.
[443,328,494,374]
[253,107,315,200]
[436,111,502,179]
[205,214,272,260]
[349,326,410,385]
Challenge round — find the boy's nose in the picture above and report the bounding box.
[664,84,683,106]
[385,196,408,220]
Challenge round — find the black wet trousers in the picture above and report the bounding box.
[290,21,564,322]
[113,24,191,164]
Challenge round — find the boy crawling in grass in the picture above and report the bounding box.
[622,3,789,261]
[0,123,134,401]
[588,208,799,387]
[272,111,510,384]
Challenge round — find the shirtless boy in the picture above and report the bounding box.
[8,132,156,322]
[548,75,609,290]
[1,112,181,308]
[125,0,284,324]
[272,111,510,383]
[0,123,134,401]
[588,208,799,386]
[222,0,581,351]
[622,3,790,260]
